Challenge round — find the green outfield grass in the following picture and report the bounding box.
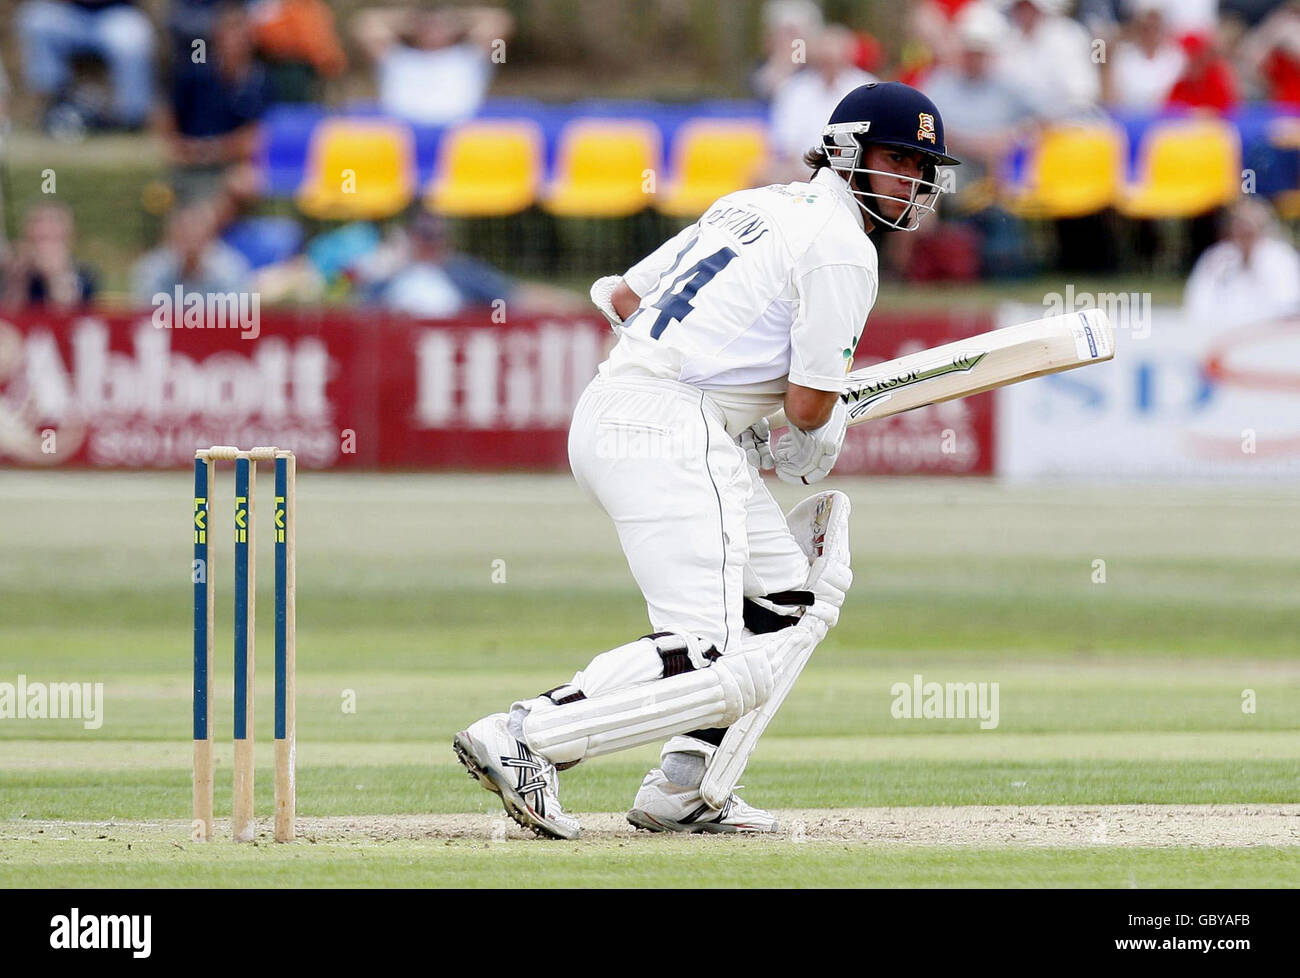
[0,472,1296,886]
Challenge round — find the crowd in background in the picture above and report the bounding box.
[755,0,1300,170]
[752,0,1300,292]
[1,0,531,315]
[0,0,1298,323]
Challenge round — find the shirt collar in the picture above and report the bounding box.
[811,166,866,231]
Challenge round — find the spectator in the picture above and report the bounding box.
[132,197,251,301]
[850,29,885,76]
[167,0,226,58]
[1166,32,1240,113]
[1,203,98,309]
[996,0,1101,117]
[159,2,268,204]
[1222,0,1295,30]
[1239,0,1300,106]
[1133,0,1220,35]
[351,5,514,125]
[924,3,1037,182]
[250,0,347,102]
[1075,0,1125,37]
[17,0,156,133]
[905,0,980,82]
[1184,200,1300,326]
[255,221,384,304]
[768,25,876,171]
[749,0,822,102]
[369,212,582,318]
[1105,0,1185,111]
[922,3,1039,277]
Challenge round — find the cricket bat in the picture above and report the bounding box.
[768,308,1114,428]
[700,309,1115,810]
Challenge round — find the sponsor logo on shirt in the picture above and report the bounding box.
[769,186,820,205]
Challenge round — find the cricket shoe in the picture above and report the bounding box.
[453,713,581,840]
[626,768,779,834]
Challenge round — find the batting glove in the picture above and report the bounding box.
[738,418,775,470]
[773,399,847,486]
[590,275,626,330]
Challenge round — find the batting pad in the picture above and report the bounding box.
[700,489,851,808]
[521,641,775,766]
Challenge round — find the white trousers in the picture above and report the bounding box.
[568,374,809,654]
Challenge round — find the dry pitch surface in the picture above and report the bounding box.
[7,805,1300,847]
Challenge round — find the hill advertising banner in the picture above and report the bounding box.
[0,307,996,474]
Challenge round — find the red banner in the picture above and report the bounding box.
[0,307,994,473]
[840,312,997,475]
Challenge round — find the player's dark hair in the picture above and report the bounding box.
[803,146,830,173]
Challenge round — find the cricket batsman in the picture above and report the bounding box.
[454,82,959,838]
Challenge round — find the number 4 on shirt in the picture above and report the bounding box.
[646,246,738,339]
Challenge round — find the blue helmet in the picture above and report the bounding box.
[820,82,960,231]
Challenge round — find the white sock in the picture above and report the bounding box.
[507,706,528,740]
[662,751,706,788]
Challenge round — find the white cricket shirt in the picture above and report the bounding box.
[602,168,878,424]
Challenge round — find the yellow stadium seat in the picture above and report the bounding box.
[1005,124,1125,219]
[426,121,543,217]
[542,120,660,217]
[656,120,767,218]
[296,119,415,220]
[1118,118,1240,219]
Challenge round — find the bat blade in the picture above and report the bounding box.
[772,309,1114,428]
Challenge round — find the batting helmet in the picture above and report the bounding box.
[821,82,960,231]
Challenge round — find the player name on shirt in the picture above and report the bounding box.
[700,205,770,245]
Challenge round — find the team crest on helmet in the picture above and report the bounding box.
[917,113,936,144]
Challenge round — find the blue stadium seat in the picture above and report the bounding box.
[1107,108,1160,177]
[477,97,550,119]
[410,123,448,187]
[259,104,328,197]
[337,99,385,116]
[222,217,304,270]
[690,99,767,120]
